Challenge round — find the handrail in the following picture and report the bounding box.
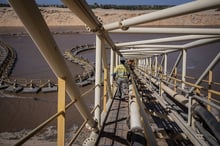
[14,84,98,146]
[157,71,220,93]
[14,110,64,146]
[138,66,220,107]
[178,74,220,86]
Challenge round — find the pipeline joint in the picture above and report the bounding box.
[119,19,129,31]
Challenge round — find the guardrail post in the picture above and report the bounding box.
[187,96,193,126]
[110,49,115,88]
[95,35,102,128]
[115,53,119,66]
[101,37,112,112]
[149,57,152,75]
[155,56,158,76]
[145,57,148,73]
[208,70,212,111]
[58,77,66,146]
[174,67,177,92]
[182,49,187,89]
[164,53,167,80]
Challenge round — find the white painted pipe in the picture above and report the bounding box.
[8,0,98,129]
[129,85,142,131]
[122,38,220,56]
[61,0,100,31]
[182,49,187,89]
[104,0,220,30]
[120,47,180,52]
[163,38,220,55]
[155,56,158,76]
[116,35,219,47]
[95,35,102,127]
[110,49,115,86]
[122,51,168,55]
[61,0,121,56]
[183,38,220,48]
[164,53,167,76]
[111,27,220,35]
[124,44,182,49]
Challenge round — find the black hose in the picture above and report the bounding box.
[193,105,220,143]
[127,131,146,146]
[195,121,220,146]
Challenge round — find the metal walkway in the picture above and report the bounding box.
[95,69,194,146]
[96,96,129,145]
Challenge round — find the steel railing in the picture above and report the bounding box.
[14,83,99,146]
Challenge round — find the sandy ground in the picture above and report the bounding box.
[1,7,220,27]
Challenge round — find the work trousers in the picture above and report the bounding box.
[116,77,129,99]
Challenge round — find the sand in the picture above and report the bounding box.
[1,7,220,27]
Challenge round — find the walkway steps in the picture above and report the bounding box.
[96,96,129,145]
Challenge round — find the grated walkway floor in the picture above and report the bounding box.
[96,96,129,146]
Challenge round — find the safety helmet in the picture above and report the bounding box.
[120,57,126,64]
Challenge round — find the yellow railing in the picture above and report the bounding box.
[142,67,220,110]
[14,78,99,146]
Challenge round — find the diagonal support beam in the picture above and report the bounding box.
[8,0,98,130]
[61,0,121,55]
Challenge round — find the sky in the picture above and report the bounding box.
[1,0,194,6]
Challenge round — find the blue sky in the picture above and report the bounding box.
[1,0,194,5]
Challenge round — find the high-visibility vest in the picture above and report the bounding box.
[114,64,128,78]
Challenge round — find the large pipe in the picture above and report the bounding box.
[140,70,220,144]
[131,77,157,146]
[104,0,220,30]
[110,49,115,86]
[183,38,220,49]
[194,105,220,143]
[122,51,169,55]
[61,0,100,31]
[118,38,220,53]
[120,47,180,52]
[129,85,142,130]
[111,27,220,35]
[195,121,220,146]
[61,0,120,55]
[94,35,102,127]
[123,44,182,49]
[116,35,219,47]
[8,0,98,130]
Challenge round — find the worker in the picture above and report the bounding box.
[113,57,129,99]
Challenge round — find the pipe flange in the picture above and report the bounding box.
[119,19,129,31]
[96,16,103,24]
[85,16,103,33]
[85,24,103,33]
